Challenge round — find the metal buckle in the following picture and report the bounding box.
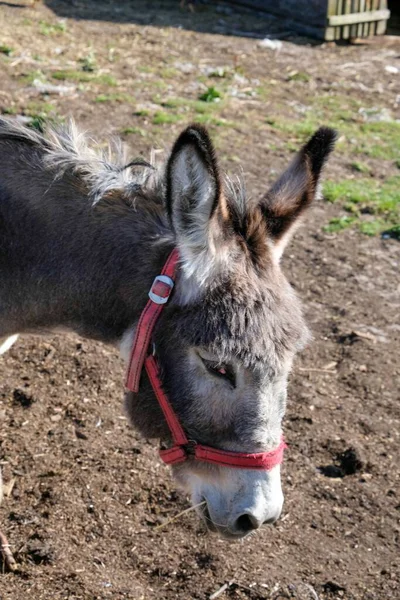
[148,275,174,304]
[183,440,197,457]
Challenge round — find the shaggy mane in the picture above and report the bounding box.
[0,117,163,204]
[0,116,247,221]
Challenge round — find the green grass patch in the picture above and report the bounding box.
[193,100,218,114]
[149,96,223,124]
[255,85,270,100]
[350,161,370,174]
[27,115,48,132]
[160,67,179,79]
[358,220,386,236]
[52,70,117,86]
[199,86,222,103]
[145,95,225,125]
[52,70,92,83]
[39,20,67,36]
[25,100,56,116]
[352,122,400,161]
[314,93,361,113]
[266,116,319,139]
[1,106,17,115]
[149,80,168,91]
[121,126,146,137]
[159,97,189,109]
[0,44,13,56]
[22,100,59,133]
[133,108,150,117]
[19,69,47,85]
[95,93,133,104]
[323,216,356,233]
[137,65,153,74]
[27,113,60,133]
[287,71,310,82]
[323,176,400,236]
[265,102,400,163]
[194,114,234,128]
[79,52,96,73]
[152,111,182,125]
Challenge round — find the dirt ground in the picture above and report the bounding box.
[0,1,399,599]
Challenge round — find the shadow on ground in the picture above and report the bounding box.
[42,0,314,41]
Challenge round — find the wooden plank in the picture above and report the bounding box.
[350,0,357,38]
[376,0,388,34]
[328,8,390,25]
[342,0,352,38]
[337,0,345,14]
[326,0,338,39]
[358,0,365,37]
[371,0,378,35]
[325,26,337,40]
[336,0,344,39]
[327,0,338,15]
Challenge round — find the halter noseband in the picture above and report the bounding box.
[125,249,286,470]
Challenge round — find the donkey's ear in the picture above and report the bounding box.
[261,127,337,259]
[165,124,222,278]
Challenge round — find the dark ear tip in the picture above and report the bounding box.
[175,123,212,148]
[302,127,337,176]
[307,127,338,152]
[169,122,218,175]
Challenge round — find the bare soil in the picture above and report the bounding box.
[0,2,399,599]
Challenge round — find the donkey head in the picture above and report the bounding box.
[126,124,336,539]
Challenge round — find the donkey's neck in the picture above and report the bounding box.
[0,174,173,344]
[68,215,174,344]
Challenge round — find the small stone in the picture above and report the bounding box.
[258,38,282,51]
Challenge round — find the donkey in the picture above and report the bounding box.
[0,118,335,540]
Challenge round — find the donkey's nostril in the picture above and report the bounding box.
[234,513,262,534]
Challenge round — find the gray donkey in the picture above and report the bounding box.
[0,118,335,546]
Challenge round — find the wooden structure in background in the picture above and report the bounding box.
[229,0,390,40]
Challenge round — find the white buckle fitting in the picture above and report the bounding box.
[148,275,174,304]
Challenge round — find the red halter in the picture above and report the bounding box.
[125,249,286,470]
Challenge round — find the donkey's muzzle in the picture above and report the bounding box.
[191,464,284,540]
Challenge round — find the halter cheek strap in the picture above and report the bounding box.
[125,249,287,471]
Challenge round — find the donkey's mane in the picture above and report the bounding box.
[0,117,164,205]
[0,118,247,217]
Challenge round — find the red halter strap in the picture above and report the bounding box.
[125,249,287,470]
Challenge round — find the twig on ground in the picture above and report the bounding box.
[209,583,229,600]
[352,330,377,343]
[0,529,17,572]
[297,368,336,374]
[303,583,320,600]
[2,478,16,498]
[154,501,206,531]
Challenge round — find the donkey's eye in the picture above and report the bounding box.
[201,358,236,387]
